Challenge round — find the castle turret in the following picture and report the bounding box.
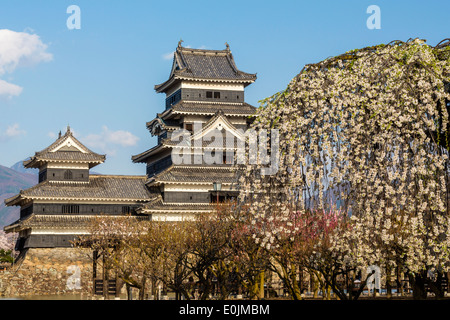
[23,126,105,183]
[4,127,151,251]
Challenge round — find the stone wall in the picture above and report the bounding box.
[0,248,93,297]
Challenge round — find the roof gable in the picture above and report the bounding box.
[24,126,106,168]
[50,135,88,153]
[190,111,245,142]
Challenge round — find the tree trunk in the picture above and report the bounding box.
[290,267,302,300]
[151,278,157,300]
[326,285,332,300]
[126,283,133,300]
[139,277,147,300]
[409,272,427,300]
[102,253,109,300]
[386,266,392,299]
[258,271,265,299]
[396,266,403,297]
[428,272,445,299]
[199,271,213,300]
[311,272,319,298]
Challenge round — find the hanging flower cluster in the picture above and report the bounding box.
[239,38,450,274]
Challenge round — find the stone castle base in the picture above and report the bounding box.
[0,248,93,297]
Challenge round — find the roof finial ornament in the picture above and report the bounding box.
[178,39,184,48]
[225,42,230,51]
[67,124,71,134]
[58,130,62,139]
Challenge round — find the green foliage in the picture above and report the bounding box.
[0,249,14,264]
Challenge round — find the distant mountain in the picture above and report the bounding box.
[0,163,37,228]
[10,160,38,175]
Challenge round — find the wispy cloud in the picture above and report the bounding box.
[0,29,53,99]
[5,123,26,137]
[0,79,22,99]
[82,126,139,156]
[162,51,174,60]
[0,123,26,142]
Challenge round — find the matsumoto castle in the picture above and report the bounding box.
[4,41,257,251]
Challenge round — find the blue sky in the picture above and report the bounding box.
[0,0,449,175]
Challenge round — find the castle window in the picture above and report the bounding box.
[122,206,131,214]
[185,123,193,132]
[165,89,182,109]
[39,169,47,183]
[20,205,33,218]
[62,204,79,214]
[207,91,221,99]
[64,170,73,180]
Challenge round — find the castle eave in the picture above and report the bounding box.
[131,144,167,163]
[5,175,152,207]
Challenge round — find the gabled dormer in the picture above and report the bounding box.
[189,110,244,142]
[23,126,106,183]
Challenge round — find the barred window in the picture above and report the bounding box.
[64,170,73,180]
[62,204,79,214]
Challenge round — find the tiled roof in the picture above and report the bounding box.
[27,151,105,163]
[24,126,105,168]
[140,198,214,213]
[4,214,149,233]
[179,51,255,80]
[146,117,180,134]
[5,175,155,206]
[5,214,92,232]
[155,44,256,92]
[131,144,167,163]
[149,165,239,185]
[164,101,256,116]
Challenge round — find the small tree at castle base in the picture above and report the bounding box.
[0,230,16,264]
